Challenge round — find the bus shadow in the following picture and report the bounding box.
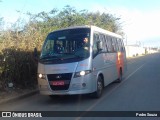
[45,81,120,105]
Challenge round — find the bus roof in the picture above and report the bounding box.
[52,25,122,39]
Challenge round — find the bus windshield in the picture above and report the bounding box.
[40,28,90,62]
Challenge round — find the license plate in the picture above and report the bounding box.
[52,81,64,86]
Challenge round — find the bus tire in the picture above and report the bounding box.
[91,76,103,98]
[116,68,123,83]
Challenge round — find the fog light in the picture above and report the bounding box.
[82,83,86,87]
[38,73,46,79]
[39,74,43,78]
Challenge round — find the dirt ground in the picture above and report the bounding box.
[0,87,37,104]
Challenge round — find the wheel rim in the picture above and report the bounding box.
[97,80,103,94]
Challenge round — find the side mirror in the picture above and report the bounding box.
[97,41,103,51]
[33,47,38,61]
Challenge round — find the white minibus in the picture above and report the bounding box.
[37,25,127,98]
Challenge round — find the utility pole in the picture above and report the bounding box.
[125,34,127,46]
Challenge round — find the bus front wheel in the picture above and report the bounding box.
[91,76,103,98]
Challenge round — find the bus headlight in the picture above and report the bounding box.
[74,70,91,78]
[38,73,46,79]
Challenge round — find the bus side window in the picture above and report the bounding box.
[117,39,120,52]
[104,35,109,52]
[106,36,112,52]
[111,38,115,52]
[111,38,118,52]
[93,33,99,57]
[101,34,108,52]
[119,39,125,52]
[122,40,126,52]
[114,38,119,52]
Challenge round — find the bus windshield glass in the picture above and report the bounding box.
[40,28,90,62]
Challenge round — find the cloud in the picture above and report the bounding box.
[89,5,160,46]
[124,10,159,36]
[122,10,160,46]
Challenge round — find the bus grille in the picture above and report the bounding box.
[47,73,72,90]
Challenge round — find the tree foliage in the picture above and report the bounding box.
[27,5,122,33]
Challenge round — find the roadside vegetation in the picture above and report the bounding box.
[0,5,123,91]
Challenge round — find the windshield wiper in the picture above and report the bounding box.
[40,54,61,60]
[73,54,85,58]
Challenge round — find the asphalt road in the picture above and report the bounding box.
[1,53,160,120]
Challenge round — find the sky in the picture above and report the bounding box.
[0,0,160,47]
